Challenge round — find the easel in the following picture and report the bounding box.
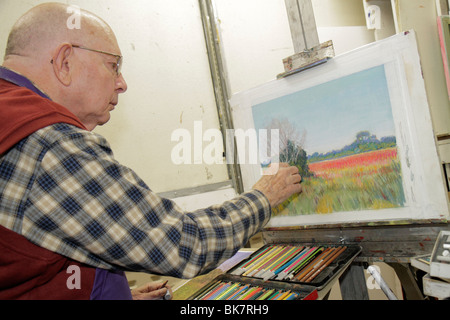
[278,0,334,79]
[265,0,450,300]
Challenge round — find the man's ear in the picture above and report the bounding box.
[51,43,74,86]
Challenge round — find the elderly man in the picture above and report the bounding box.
[0,3,302,299]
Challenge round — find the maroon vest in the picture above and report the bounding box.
[0,225,96,299]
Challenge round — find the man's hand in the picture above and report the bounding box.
[131,281,172,300]
[252,163,302,208]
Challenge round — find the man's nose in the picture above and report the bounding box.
[116,73,128,93]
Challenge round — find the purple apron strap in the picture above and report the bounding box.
[0,66,50,99]
[90,269,133,300]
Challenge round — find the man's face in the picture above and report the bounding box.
[70,39,127,130]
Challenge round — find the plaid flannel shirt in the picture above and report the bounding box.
[0,123,271,278]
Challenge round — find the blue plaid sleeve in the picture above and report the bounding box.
[20,124,271,278]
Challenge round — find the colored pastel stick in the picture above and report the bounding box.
[251,246,289,277]
[198,281,224,300]
[302,247,339,282]
[246,287,264,300]
[226,285,248,300]
[243,246,285,277]
[259,246,296,279]
[274,250,307,277]
[294,248,331,281]
[268,291,283,300]
[209,282,231,300]
[288,247,317,270]
[204,282,228,300]
[231,246,274,275]
[294,247,323,269]
[290,247,325,275]
[241,246,280,276]
[235,287,253,300]
[275,246,313,279]
[237,287,258,300]
[285,247,324,280]
[284,292,298,300]
[295,248,334,281]
[255,246,292,278]
[240,246,274,268]
[216,282,240,300]
[247,287,263,300]
[273,247,304,273]
[256,289,275,300]
[232,246,272,276]
[304,246,347,283]
[264,247,303,280]
[277,290,291,300]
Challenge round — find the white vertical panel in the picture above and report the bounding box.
[393,0,450,137]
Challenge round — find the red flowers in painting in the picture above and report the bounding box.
[308,148,398,179]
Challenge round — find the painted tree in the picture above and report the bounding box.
[265,118,312,177]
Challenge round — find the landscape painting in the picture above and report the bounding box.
[231,32,449,227]
[252,65,406,218]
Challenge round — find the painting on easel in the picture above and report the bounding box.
[252,65,406,217]
[231,31,449,227]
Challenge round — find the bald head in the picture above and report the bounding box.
[4,2,117,61]
[2,3,127,131]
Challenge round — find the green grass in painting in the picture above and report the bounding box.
[273,148,405,216]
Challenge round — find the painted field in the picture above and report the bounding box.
[272,148,405,216]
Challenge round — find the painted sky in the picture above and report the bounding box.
[252,65,395,155]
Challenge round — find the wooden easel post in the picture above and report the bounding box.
[279,0,334,78]
[284,0,320,52]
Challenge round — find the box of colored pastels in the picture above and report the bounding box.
[227,244,361,290]
[188,273,319,300]
[229,244,361,290]
[188,243,361,300]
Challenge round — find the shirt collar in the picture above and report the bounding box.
[0,66,51,100]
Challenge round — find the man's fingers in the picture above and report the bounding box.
[289,181,303,194]
[289,173,302,184]
[252,163,304,208]
[279,164,301,184]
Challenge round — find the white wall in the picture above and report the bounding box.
[215,0,376,95]
[0,0,229,195]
